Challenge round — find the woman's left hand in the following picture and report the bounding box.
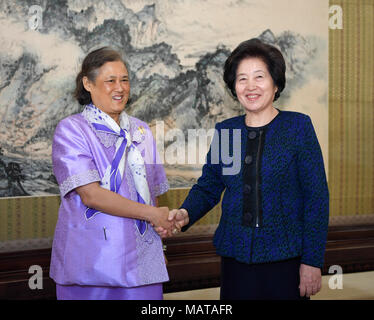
[299,263,322,298]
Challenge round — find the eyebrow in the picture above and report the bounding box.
[106,75,129,79]
[236,70,265,78]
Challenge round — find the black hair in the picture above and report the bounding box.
[223,38,286,101]
[74,47,128,105]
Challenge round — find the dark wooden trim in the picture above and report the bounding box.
[163,234,221,293]
[323,224,374,274]
[0,248,55,300]
[1,224,374,299]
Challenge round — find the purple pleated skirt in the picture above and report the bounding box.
[56,283,163,300]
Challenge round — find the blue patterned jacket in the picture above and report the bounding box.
[181,111,329,268]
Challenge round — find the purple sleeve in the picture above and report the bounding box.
[142,124,169,202]
[52,117,101,198]
[150,135,169,197]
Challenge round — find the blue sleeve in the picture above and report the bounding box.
[297,116,329,268]
[181,124,226,230]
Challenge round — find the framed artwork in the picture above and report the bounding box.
[0,0,328,197]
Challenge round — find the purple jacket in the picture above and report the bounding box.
[50,111,169,287]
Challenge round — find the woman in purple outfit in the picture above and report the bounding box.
[50,47,173,300]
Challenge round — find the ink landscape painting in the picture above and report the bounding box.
[0,0,328,196]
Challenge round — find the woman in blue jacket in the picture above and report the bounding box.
[162,38,329,300]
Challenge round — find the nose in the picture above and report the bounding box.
[246,79,256,91]
[114,80,124,92]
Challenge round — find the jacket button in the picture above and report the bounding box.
[244,184,252,194]
[245,155,253,164]
[248,131,257,139]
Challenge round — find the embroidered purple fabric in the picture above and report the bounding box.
[50,111,169,293]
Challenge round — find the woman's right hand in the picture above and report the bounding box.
[154,208,190,238]
[150,206,174,231]
[76,183,174,232]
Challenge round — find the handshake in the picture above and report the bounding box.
[151,208,189,239]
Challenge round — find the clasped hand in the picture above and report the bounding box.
[152,208,189,238]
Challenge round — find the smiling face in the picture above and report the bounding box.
[83,60,130,124]
[235,57,278,116]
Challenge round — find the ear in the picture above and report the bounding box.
[82,76,92,92]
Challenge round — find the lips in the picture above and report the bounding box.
[112,95,123,101]
[246,94,260,101]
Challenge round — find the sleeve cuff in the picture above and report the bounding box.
[59,169,101,197]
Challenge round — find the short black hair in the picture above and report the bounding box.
[223,38,286,101]
[74,47,128,105]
